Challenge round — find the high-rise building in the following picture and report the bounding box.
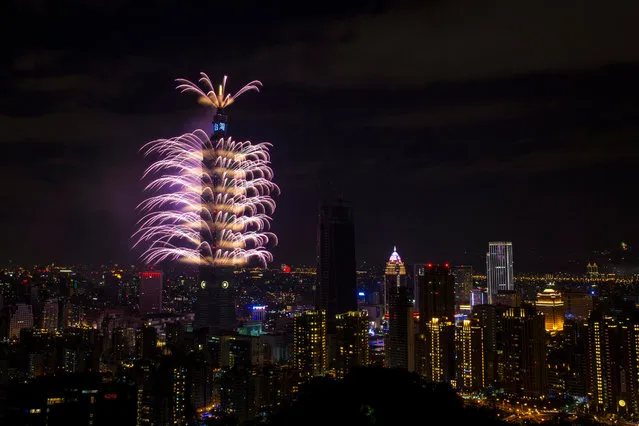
[139,271,163,315]
[564,291,593,320]
[417,264,455,331]
[456,318,485,391]
[41,298,58,333]
[384,247,407,317]
[486,241,514,304]
[293,310,327,381]
[536,288,565,333]
[316,198,356,332]
[418,317,454,383]
[452,265,473,310]
[9,304,33,339]
[335,310,369,379]
[586,310,618,415]
[470,288,488,307]
[501,305,547,397]
[385,286,414,371]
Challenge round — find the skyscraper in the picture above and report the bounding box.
[293,310,327,381]
[335,310,369,379]
[383,247,407,317]
[195,95,241,334]
[316,198,356,332]
[385,286,414,371]
[415,263,455,382]
[139,271,163,315]
[486,241,514,304]
[417,264,455,330]
[501,305,547,397]
[452,265,473,310]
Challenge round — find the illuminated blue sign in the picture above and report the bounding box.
[358,291,365,297]
[213,122,227,132]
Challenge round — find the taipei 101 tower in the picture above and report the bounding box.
[134,74,279,334]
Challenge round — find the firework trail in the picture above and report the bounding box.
[133,75,278,267]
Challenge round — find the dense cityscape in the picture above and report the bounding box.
[4,2,639,426]
[1,236,639,425]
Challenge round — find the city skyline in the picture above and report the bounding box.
[3,1,639,272]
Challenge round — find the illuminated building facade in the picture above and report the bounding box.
[452,265,473,311]
[384,247,407,317]
[419,317,454,383]
[501,305,547,396]
[486,241,514,304]
[172,366,187,425]
[386,285,414,371]
[417,264,455,331]
[586,311,618,414]
[536,288,565,332]
[195,113,238,333]
[316,199,357,332]
[470,288,488,307]
[139,271,163,315]
[9,303,33,339]
[456,318,485,391]
[335,310,369,379]
[293,310,327,380]
[41,298,59,333]
[585,310,639,419]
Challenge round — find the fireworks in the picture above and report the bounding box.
[133,74,278,267]
[175,72,262,110]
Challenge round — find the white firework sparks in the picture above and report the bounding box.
[133,75,278,267]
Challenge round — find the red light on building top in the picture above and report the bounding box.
[427,263,432,268]
[445,263,449,268]
[103,393,118,400]
[141,271,162,279]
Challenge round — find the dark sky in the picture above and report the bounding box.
[2,0,639,272]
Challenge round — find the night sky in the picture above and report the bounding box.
[2,0,639,272]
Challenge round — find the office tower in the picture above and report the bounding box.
[456,318,485,391]
[9,303,33,339]
[452,265,473,310]
[418,317,454,383]
[413,264,425,313]
[384,247,407,316]
[583,309,639,417]
[316,198,357,332]
[293,310,327,381]
[385,286,414,371]
[417,264,455,331]
[193,100,238,333]
[172,366,187,425]
[564,291,594,320]
[335,310,369,379]
[618,313,639,420]
[471,304,504,385]
[41,298,58,333]
[501,305,547,397]
[536,288,565,332]
[470,288,488,307]
[415,264,455,382]
[136,75,277,334]
[139,271,163,315]
[586,311,616,414]
[486,241,514,304]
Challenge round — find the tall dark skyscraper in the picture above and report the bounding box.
[195,111,237,333]
[417,264,455,330]
[316,198,357,332]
